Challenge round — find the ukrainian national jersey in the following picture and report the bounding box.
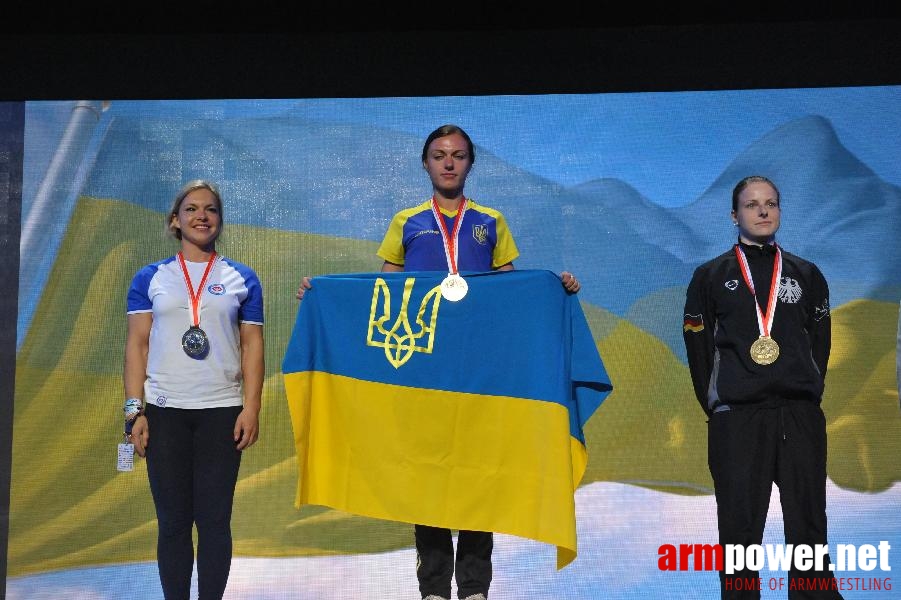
[126,254,264,410]
[376,198,519,271]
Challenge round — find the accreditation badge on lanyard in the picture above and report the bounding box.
[117,436,135,471]
[734,244,782,365]
[431,197,469,302]
[178,251,217,359]
[116,397,143,471]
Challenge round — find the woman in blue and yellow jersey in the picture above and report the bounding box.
[300,124,579,600]
[376,125,520,276]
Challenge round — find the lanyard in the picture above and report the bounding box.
[734,244,781,338]
[177,251,217,327]
[430,196,467,274]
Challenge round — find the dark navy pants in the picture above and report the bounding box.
[415,524,493,599]
[145,404,243,600]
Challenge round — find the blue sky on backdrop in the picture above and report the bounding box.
[24,85,901,212]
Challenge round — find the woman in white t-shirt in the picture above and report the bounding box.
[123,179,264,600]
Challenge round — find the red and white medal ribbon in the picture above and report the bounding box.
[431,197,469,301]
[430,196,467,275]
[177,250,218,328]
[734,244,782,339]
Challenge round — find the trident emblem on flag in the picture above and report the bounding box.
[367,277,442,368]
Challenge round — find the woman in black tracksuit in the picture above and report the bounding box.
[683,175,843,599]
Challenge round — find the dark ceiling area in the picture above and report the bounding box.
[2,9,900,100]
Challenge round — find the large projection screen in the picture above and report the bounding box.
[2,21,901,600]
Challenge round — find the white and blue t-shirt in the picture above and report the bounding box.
[126,254,264,410]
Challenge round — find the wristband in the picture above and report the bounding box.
[124,397,144,421]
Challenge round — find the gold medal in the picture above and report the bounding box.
[750,335,779,365]
[440,273,468,301]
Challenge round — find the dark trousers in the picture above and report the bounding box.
[145,404,243,600]
[415,524,493,599]
[708,401,843,599]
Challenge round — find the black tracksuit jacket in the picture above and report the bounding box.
[683,241,831,416]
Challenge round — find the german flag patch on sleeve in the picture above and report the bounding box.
[683,313,704,333]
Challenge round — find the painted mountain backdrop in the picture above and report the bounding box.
[11,103,901,579]
[78,112,901,355]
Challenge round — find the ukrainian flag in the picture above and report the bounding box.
[282,269,612,568]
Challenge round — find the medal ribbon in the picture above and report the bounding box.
[430,196,468,274]
[177,251,218,328]
[734,244,782,338]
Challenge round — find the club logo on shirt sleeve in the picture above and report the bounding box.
[683,313,704,333]
[207,283,226,295]
[724,279,739,291]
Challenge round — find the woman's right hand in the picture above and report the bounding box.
[129,415,149,458]
[296,276,313,300]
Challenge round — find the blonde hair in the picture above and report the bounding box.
[166,179,224,240]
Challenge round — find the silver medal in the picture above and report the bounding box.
[182,325,210,358]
